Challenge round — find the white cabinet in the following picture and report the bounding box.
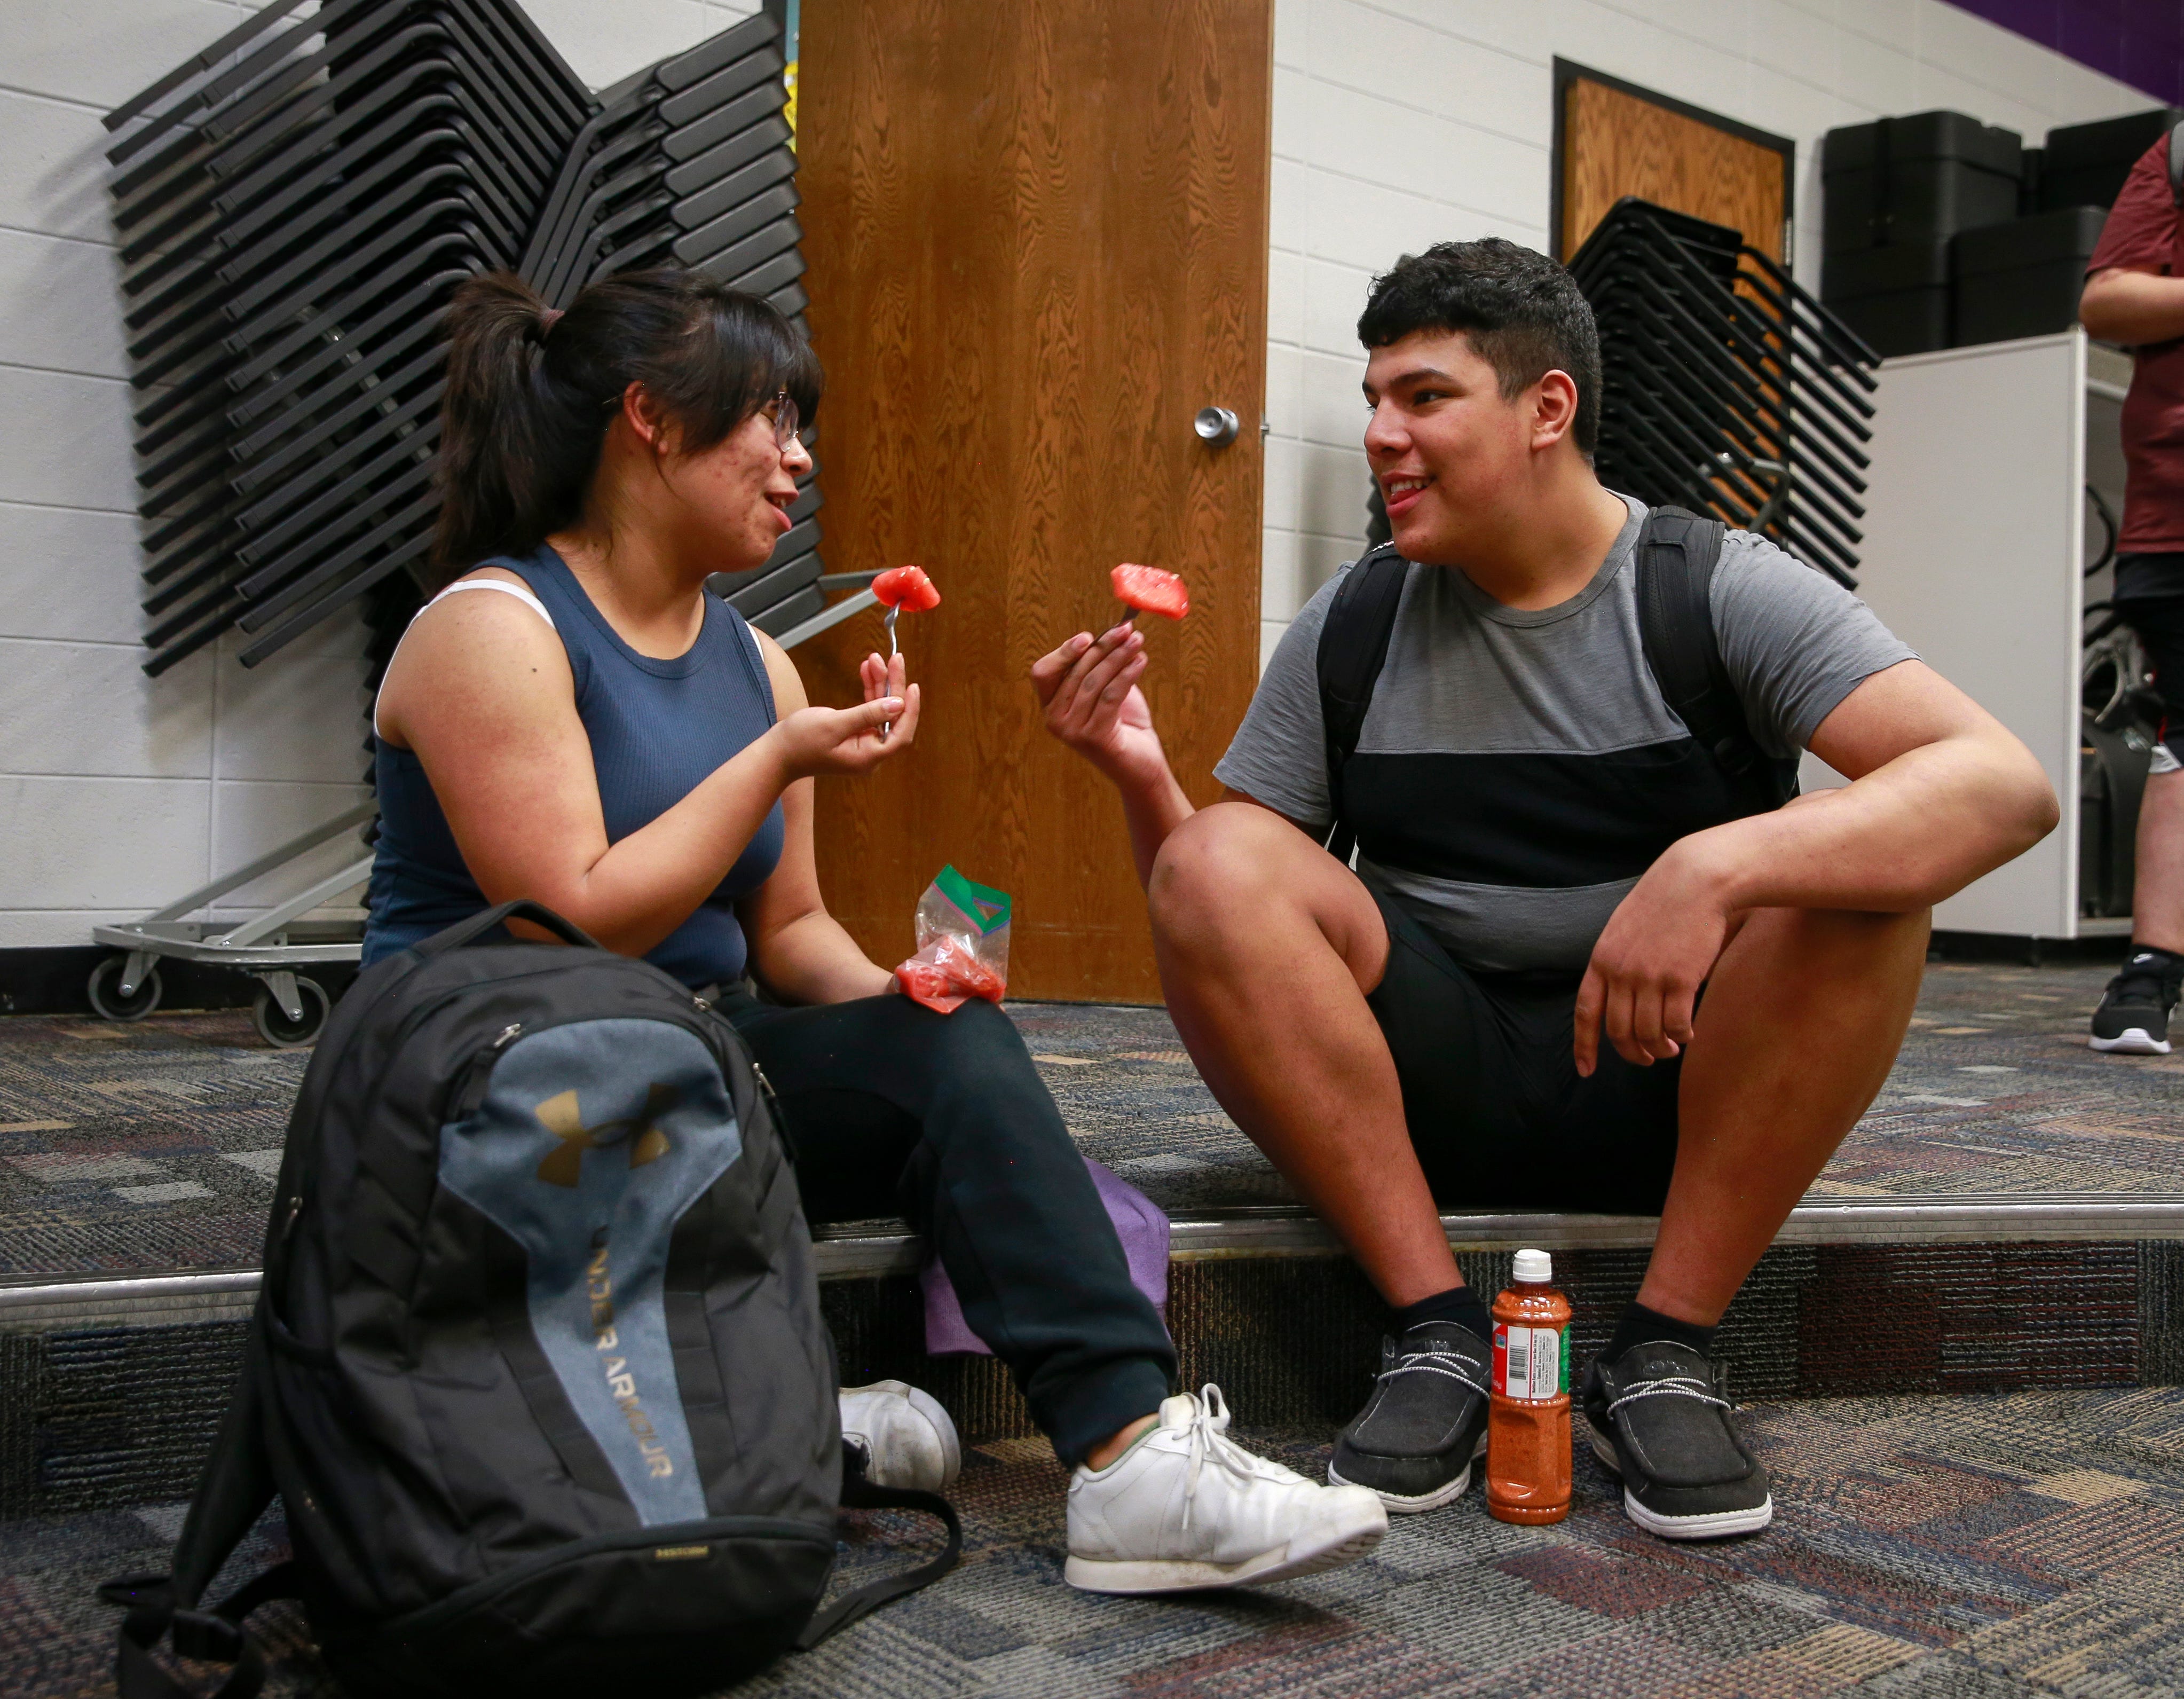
[1815,327,2130,941]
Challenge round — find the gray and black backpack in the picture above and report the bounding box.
[103,900,956,1699]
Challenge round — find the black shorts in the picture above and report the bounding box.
[1365,889,1680,1215]
[2115,587,2184,766]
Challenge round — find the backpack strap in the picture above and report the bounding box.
[101,1320,296,1699]
[411,898,600,959]
[1634,507,1798,814]
[2169,120,2184,209]
[793,1475,965,1651]
[1314,542,1410,863]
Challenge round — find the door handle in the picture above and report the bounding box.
[1194,406,1240,448]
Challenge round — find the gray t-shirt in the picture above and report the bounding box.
[1213,495,1915,973]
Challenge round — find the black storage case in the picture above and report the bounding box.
[1951,205,2108,347]
[1822,111,2022,253]
[1820,242,1951,357]
[2039,108,2181,213]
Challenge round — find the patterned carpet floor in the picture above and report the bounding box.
[12,1388,2184,1697]
[0,963,2175,1277]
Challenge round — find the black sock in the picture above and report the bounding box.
[1606,1301,1716,1363]
[1392,1285,1495,1343]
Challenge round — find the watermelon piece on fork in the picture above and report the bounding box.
[1110,562,1188,619]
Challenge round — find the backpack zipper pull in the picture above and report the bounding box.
[748,1058,795,1161]
[451,1023,526,1122]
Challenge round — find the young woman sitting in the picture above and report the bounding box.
[363,268,1385,1594]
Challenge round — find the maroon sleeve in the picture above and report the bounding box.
[2088,135,2179,278]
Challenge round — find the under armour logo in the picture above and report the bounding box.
[533,1085,677,1187]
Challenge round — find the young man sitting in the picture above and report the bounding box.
[1033,239,2057,1540]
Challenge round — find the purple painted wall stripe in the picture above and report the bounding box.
[1945,0,2182,108]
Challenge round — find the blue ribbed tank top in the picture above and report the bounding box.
[362,545,786,988]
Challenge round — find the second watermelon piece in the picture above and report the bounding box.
[1111,563,1189,619]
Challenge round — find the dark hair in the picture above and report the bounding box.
[429,268,822,588]
[1356,238,1601,457]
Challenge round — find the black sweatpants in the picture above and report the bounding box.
[719,990,1174,1465]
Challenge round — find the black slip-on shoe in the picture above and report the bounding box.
[1327,1322,1491,1513]
[1580,1339,1772,1540]
[2091,951,2181,1055]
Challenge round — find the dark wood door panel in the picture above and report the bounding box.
[794,0,1272,1000]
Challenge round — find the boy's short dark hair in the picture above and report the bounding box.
[1357,238,1602,457]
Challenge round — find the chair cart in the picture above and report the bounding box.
[87,803,377,1046]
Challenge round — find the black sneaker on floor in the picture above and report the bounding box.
[2090,950,2181,1055]
[1326,1322,1490,1512]
[1580,1339,1772,1540]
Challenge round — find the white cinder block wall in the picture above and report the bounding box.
[0,0,2157,953]
[0,0,757,956]
[1260,0,2157,668]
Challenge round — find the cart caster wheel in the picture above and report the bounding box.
[253,977,329,1048]
[87,955,162,1021]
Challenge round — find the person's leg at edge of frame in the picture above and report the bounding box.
[737,991,1391,1594]
[2131,763,2184,959]
[1580,902,1930,1541]
[2091,761,2183,1049]
[2135,766,2184,953]
[1148,801,1500,1514]
[2091,600,2184,1053]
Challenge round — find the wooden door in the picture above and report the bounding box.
[1555,64,1792,262]
[791,0,1272,1001]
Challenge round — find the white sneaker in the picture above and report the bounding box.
[1064,1385,1388,1593]
[839,1381,960,1493]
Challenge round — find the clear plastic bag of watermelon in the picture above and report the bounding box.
[895,866,1012,1013]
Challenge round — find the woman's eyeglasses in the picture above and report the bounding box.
[764,390,805,450]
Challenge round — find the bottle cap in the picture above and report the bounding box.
[1512,1248,1552,1284]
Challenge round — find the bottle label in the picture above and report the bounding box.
[1493,1322,1563,1399]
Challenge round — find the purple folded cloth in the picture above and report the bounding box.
[919,1157,1171,1356]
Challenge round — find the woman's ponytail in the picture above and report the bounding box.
[431,273,585,589]
[427,267,822,592]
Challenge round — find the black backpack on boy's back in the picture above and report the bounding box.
[102,900,956,1699]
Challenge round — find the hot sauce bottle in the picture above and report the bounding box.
[1487,1247,1572,1525]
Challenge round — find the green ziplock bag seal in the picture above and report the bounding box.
[934,864,1011,935]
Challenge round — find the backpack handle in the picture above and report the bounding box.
[412,899,601,960]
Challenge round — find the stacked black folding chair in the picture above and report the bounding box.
[1568,198,1880,588]
[106,0,587,673]
[105,3,825,677]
